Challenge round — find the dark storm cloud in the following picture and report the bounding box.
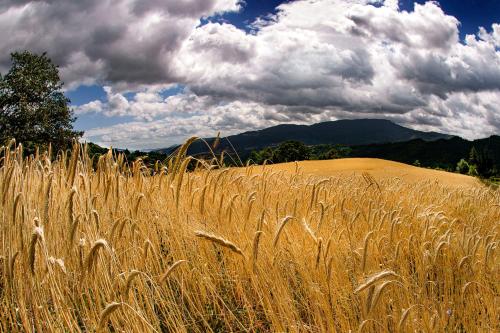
[0,0,241,87]
[132,0,235,17]
[394,46,500,96]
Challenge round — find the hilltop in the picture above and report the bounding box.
[254,158,479,187]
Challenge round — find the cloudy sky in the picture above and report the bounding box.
[1,0,499,149]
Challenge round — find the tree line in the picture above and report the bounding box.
[248,141,352,164]
[456,146,497,178]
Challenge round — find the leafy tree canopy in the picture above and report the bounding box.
[248,141,352,165]
[456,159,469,174]
[0,51,82,152]
[271,141,311,163]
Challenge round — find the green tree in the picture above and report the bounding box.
[468,146,494,178]
[272,141,311,163]
[468,164,478,177]
[313,144,351,160]
[249,147,274,164]
[0,51,82,151]
[456,158,469,174]
[468,147,479,166]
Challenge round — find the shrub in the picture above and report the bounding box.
[456,159,469,174]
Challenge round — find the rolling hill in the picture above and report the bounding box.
[254,158,479,187]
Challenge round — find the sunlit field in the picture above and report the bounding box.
[253,158,479,187]
[0,140,498,332]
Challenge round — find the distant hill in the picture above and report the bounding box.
[86,119,500,178]
[156,119,451,156]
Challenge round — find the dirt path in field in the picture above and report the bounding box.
[252,158,480,187]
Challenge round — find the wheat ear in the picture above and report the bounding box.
[354,270,398,294]
[28,226,44,274]
[195,230,245,257]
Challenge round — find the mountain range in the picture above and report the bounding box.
[156,119,452,156]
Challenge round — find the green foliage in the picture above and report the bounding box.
[348,136,500,179]
[456,159,469,174]
[468,146,479,165]
[468,164,478,177]
[466,146,495,178]
[271,141,311,163]
[248,142,351,165]
[246,138,500,179]
[0,51,82,152]
[249,147,274,164]
[310,144,352,160]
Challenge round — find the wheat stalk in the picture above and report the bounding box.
[315,237,323,269]
[85,239,109,273]
[361,231,373,272]
[398,305,418,333]
[8,251,19,283]
[273,216,294,247]
[98,302,122,330]
[252,231,263,271]
[124,270,142,295]
[159,260,187,283]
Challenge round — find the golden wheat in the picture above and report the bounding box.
[0,141,498,332]
[194,230,245,257]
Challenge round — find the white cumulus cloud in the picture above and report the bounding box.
[2,0,500,149]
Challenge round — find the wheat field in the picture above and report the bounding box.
[253,158,479,187]
[0,140,499,332]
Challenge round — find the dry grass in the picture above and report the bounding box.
[0,141,498,332]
